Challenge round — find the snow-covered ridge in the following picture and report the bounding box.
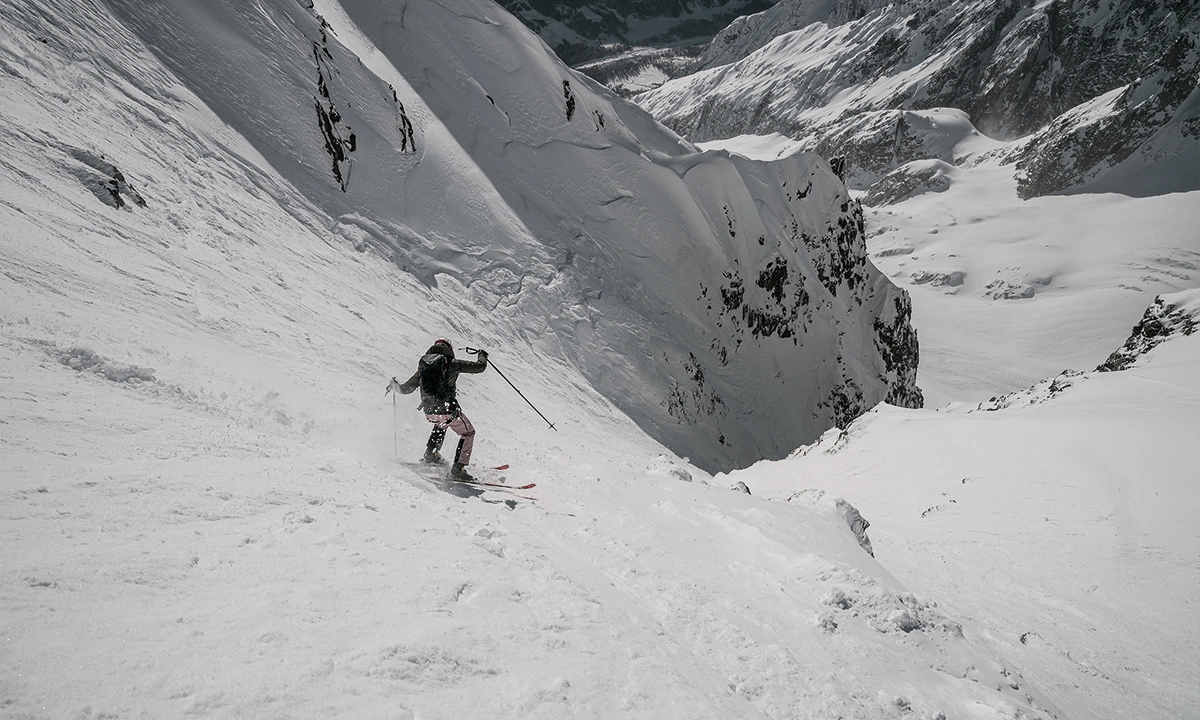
[496,0,776,63]
[639,0,1199,198]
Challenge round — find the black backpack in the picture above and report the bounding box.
[417,352,451,405]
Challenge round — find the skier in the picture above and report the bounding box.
[393,338,489,481]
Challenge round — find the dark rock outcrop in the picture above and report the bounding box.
[1005,29,1200,198]
[1097,291,1199,371]
[863,160,954,206]
[788,488,875,557]
[68,149,146,210]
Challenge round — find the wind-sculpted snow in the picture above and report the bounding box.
[641,0,1199,197]
[305,0,923,470]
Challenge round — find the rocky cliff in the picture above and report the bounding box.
[639,0,1199,198]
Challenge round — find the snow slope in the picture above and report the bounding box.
[727,312,1200,720]
[702,124,1200,720]
[0,0,1055,718]
[69,0,921,474]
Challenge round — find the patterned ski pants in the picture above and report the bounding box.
[425,411,475,465]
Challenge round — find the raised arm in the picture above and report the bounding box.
[452,350,488,375]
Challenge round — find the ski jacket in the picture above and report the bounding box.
[398,342,487,414]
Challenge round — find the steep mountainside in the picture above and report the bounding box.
[0,2,1073,718]
[497,0,776,63]
[639,0,1199,198]
[1,0,917,475]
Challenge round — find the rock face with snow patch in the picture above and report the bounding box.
[1097,289,1200,371]
[639,0,1199,197]
[863,160,954,206]
[1003,30,1200,198]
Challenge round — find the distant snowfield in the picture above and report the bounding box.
[867,168,1200,405]
[699,132,807,161]
[700,133,1200,404]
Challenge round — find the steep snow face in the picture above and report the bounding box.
[3,0,922,473]
[699,0,882,69]
[727,313,1200,720]
[2,2,1062,718]
[305,0,925,470]
[640,0,1199,197]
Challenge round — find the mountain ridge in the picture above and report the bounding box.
[638,0,1199,198]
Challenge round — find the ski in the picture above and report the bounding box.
[438,477,537,500]
[445,477,535,490]
[399,461,534,497]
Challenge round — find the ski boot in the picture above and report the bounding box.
[450,463,476,482]
[422,449,444,465]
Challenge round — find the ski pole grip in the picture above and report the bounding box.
[464,346,481,355]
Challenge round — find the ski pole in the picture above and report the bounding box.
[385,376,403,456]
[464,348,557,431]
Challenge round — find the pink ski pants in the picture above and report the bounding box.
[425,411,475,465]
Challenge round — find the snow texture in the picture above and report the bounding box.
[732,317,1200,720]
[1,0,1196,718]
